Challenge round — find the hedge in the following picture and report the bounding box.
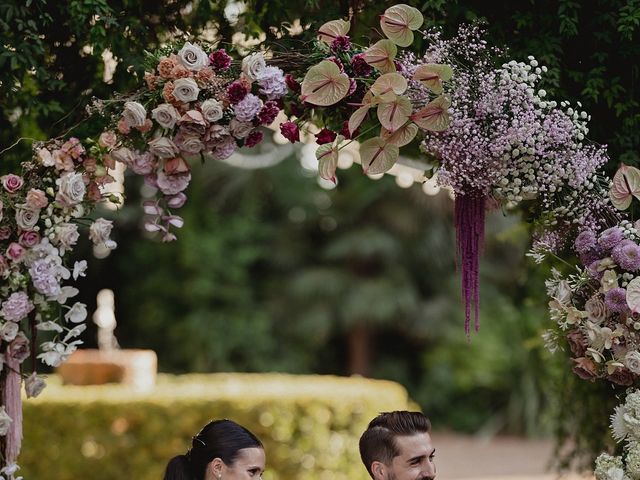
[21,373,413,480]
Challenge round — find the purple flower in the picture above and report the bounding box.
[257,66,287,100]
[587,259,604,280]
[598,227,624,253]
[29,259,61,297]
[211,137,237,160]
[612,239,640,272]
[209,49,232,71]
[0,292,34,322]
[605,287,629,313]
[574,230,597,255]
[233,93,263,122]
[350,53,372,77]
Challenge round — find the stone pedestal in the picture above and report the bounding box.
[56,349,157,390]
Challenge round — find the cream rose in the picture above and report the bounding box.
[241,52,266,81]
[177,42,209,71]
[172,78,200,102]
[625,351,640,375]
[148,137,179,159]
[585,295,608,325]
[26,188,48,209]
[110,147,136,166]
[177,135,204,155]
[15,204,40,230]
[122,101,147,128]
[98,131,118,149]
[89,218,116,249]
[0,322,18,342]
[152,103,180,129]
[229,119,254,139]
[55,222,80,250]
[200,99,224,123]
[55,172,86,207]
[37,148,55,167]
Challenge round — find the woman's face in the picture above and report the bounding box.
[211,447,266,480]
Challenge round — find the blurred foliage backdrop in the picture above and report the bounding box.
[1,0,639,465]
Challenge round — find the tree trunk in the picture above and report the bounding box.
[347,325,371,376]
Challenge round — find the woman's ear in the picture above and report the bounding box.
[206,458,225,479]
[371,460,386,480]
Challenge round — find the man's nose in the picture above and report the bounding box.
[421,461,436,479]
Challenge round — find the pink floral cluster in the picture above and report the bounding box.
[545,221,640,387]
[111,42,286,241]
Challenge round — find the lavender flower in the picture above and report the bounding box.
[29,259,62,297]
[233,93,263,122]
[257,66,287,100]
[598,227,625,253]
[605,287,629,314]
[574,229,597,255]
[0,292,34,322]
[612,239,640,272]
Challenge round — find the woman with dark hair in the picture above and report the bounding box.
[164,419,265,480]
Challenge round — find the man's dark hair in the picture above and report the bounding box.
[359,411,431,478]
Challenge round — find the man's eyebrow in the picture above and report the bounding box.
[408,448,436,463]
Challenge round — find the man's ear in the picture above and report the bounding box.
[371,460,387,480]
[206,458,225,479]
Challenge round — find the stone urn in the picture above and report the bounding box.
[56,348,157,390]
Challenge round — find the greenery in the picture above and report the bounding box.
[22,373,412,480]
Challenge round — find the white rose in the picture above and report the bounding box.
[25,372,46,399]
[625,351,640,375]
[37,148,55,167]
[55,172,86,207]
[0,406,12,436]
[152,103,180,129]
[172,78,200,102]
[110,147,136,166]
[177,42,209,71]
[242,52,266,81]
[122,101,147,128]
[55,222,80,251]
[200,99,224,123]
[89,218,116,249]
[15,204,40,230]
[65,302,87,323]
[229,119,254,139]
[0,322,18,342]
[148,137,179,159]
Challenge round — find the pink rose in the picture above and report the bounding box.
[87,182,102,202]
[7,332,30,364]
[0,227,11,241]
[566,330,587,357]
[6,243,25,262]
[53,149,74,171]
[131,153,156,175]
[178,110,208,136]
[117,117,131,135]
[18,231,40,248]
[83,157,97,173]
[26,189,48,209]
[572,357,598,381]
[164,157,190,175]
[280,121,300,143]
[157,170,191,195]
[1,174,23,193]
[98,131,118,149]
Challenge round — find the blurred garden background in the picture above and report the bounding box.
[1,0,639,478]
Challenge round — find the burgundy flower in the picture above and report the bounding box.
[326,56,344,73]
[350,53,372,77]
[280,121,300,143]
[245,130,264,148]
[285,74,301,93]
[257,101,280,125]
[330,35,351,52]
[341,120,358,140]
[315,128,337,145]
[209,49,232,71]
[227,81,248,104]
[607,367,635,386]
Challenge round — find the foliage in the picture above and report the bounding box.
[21,373,411,480]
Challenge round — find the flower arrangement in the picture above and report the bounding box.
[594,390,640,480]
[0,135,120,475]
[108,42,286,241]
[276,4,452,182]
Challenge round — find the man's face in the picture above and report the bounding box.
[379,432,436,480]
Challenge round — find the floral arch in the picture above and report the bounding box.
[0,4,637,479]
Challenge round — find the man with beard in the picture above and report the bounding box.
[359,411,436,480]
